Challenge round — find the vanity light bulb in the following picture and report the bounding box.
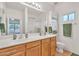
[36,4,40,9]
[32,2,35,5]
[36,4,38,7]
[38,5,40,9]
[35,5,37,7]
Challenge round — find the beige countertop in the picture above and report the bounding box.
[0,34,56,49]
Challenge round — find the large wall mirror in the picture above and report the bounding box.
[0,2,47,37]
[0,2,23,37]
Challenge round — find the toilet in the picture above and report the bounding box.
[56,42,64,53]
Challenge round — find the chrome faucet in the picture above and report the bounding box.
[25,33,28,38]
[13,34,17,40]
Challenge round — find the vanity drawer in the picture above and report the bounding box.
[0,44,25,56]
[42,38,50,45]
[26,40,41,49]
[51,36,56,40]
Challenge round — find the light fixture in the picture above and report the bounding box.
[25,2,41,9]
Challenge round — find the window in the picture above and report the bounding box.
[63,12,75,21]
[63,24,72,37]
[69,13,75,21]
[9,18,20,34]
[63,15,68,21]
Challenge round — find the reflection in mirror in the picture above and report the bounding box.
[0,2,6,36]
[0,17,2,23]
[51,17,57,34]
[7,17,21,40]
[8,17,20,35]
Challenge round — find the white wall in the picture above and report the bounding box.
[55,2,79,54]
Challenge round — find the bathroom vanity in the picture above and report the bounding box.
[0,34,56,56]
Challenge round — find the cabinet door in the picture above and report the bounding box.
[26,46,41,56]
[42,39,50,56]
[51,37,56,56]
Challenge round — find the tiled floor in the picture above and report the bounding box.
[55,50,72,56]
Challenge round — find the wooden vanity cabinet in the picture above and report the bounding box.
[0,36,56,56]
[41,38,50,56]
[26,40,41,56]
[50,37,56,56]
